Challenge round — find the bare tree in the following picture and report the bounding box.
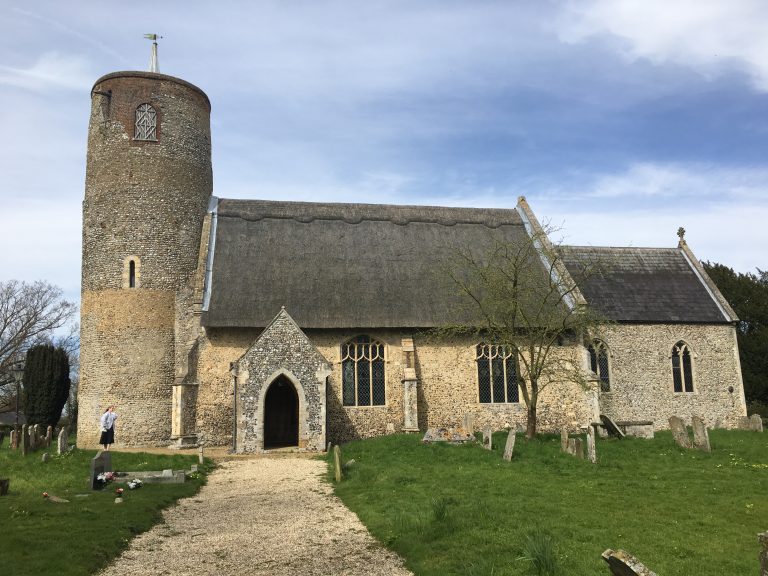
[440,225,607,439]
[0,280,77,406]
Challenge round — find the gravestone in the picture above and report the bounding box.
[601,549,657,576]
[21,425,29,456]
[198,446,204,465]
[90,451,113,490]
[33,424,40,450]
[502,429,516,461]
[691,415,711,452]
[386,422,395,434]
[758,531,768,576]
[482,427,493,450]
[45,426,53,447]
[739,416,752,430]
[422,427,474,444]
[561,428,569,452]
[463,413,475,434]
[669,416,692,449]
[10,429,16,450]
[750,414,764,432]
[0,430,4,448]
[327,441,332,452]
[41,452,50,463]
[573,438,584,459]
[333,445,343,482]
[587,426,597,463]
[600,415,625,439]
[57,427,69,455]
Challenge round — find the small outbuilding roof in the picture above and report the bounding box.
[559,246,732,323]
[202,199,531,328]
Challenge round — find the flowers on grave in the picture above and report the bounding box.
[115,487,124,496]
[42,492,49,498]
[127,478,143,490]
[96,471,116,484]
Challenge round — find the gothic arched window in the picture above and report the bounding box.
[341,336,385,406]
[588,340,611,393]
[476,343,519,403]
[135,103,157,141]
[672,341,694,393]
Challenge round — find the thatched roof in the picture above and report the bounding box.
[202,199,530,328]
[559,246,732,323]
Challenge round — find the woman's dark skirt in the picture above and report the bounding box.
[99,427,114,445]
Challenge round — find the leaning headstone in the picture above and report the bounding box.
[57,427,69,455]
[750,414,764,432]
[463,413,475,434]
[482,426,493,450]
[739,416,752,430]
[10,429,16,450]
[691,415,711,452]
[587,426,597,463]
[41,452,50,463]
[601,549,657,576]
[21,425,29,456]
[45,426,53,448]
[561,428,569,452]
[502,430,516,461]
[600,415,625,439]
[758,531,768,576]
[333,445,343,483]
[669,416,692,448]
[90,451,112,490]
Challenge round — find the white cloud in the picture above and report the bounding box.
[583,162,768,200]
[558,0,768,90]
[0,51,94,91]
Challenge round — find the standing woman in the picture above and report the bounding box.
[99,406,118,451]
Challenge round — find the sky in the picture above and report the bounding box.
[1,0,767,312]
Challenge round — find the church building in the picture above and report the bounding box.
[77,68,747,450]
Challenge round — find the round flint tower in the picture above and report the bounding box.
[78,71,212,447]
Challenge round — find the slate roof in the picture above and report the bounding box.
[559,246,731,323]
[202,199,533,328]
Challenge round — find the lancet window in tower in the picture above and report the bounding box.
[341,336,385,406]
[135,103,157,141]
[476,343,519,403]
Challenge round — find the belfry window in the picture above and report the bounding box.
[341,336,385,406]
[135,103,157,141]
[588,340,611,393]
[672,341,694,393]
[476,344,519,403]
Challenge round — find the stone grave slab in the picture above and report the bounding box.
[738,416,751,430]
[90,451,112,490]
[601,549,657,576]
[750,414,764,432]
[422,427,474,444]
[57,427,69,455]
[463,413,475,434]
[600,415,625,439]
[587,426,597,463]
[691,415,711,452]
[10,429,16,449]
[502,430,516,461]
[561,428,569,452]
[616,421,654,439]
[669,416,692,449]
[482,427,492,450]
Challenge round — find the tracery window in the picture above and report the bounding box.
[476,344,519,403]
[588,340,611,393]
[671,341,694,393]
[342,336,385,406]
[135,103,157,141]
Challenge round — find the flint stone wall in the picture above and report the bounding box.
[597,323,746,429]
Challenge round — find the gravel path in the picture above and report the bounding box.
[98,457,412,576]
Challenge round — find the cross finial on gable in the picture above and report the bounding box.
[677,226,686,240]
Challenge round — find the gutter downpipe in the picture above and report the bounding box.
[230,362,238,453]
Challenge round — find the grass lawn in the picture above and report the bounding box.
[330,429,768,576]
[0,439,210,576]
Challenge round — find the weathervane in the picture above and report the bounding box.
[144,34,163,73]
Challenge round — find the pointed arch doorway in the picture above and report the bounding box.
[263,375,299,449]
